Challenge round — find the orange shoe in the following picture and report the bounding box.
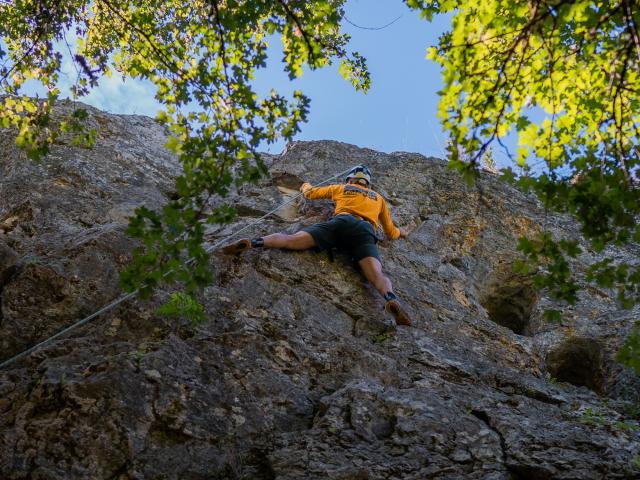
[222,239,252,255]
[385,299,412,326]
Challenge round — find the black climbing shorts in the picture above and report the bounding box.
[302,214,380,262]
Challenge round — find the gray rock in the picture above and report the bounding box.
[0,240,18,288]
[0,106,639,479]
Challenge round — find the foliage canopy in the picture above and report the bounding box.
[408,0,640,322]
[0,0,369,296]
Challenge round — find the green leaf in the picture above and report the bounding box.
[544,309,562,324]
[617,325,640,375]
[157,292,207,326]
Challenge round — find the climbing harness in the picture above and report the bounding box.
[0,165,358,370]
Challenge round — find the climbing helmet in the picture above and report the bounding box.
[345,165,372,186]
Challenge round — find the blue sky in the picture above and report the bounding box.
[39,1,452,160]
[253,0,451,158]
[40,1,512,167]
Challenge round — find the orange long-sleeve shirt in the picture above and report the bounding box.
[301,182,401,240]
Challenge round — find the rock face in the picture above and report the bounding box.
[1,104,640,479]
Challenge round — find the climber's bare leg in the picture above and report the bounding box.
[359,256,411,325]
[358,256,393,297]
[262,231,316,250]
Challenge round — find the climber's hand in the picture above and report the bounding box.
[399,227,410,238]
[300,182,312,194]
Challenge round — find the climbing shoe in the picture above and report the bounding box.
[385,299,412,326]
[222,238,252,255]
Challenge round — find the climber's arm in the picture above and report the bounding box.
[379,198,402,240]
[300,182,341,200]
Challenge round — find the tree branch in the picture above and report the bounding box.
[276,0,318,64]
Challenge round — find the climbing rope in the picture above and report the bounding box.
[0,165,357,370]
[344,14,403,31]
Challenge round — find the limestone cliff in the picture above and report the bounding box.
[1,103,639,479]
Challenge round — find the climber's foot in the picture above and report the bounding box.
[222,239,252,255]
[385,299,412,326]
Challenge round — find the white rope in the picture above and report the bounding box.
[0,165,356,370]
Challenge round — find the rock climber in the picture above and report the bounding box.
[222,165,412,325]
